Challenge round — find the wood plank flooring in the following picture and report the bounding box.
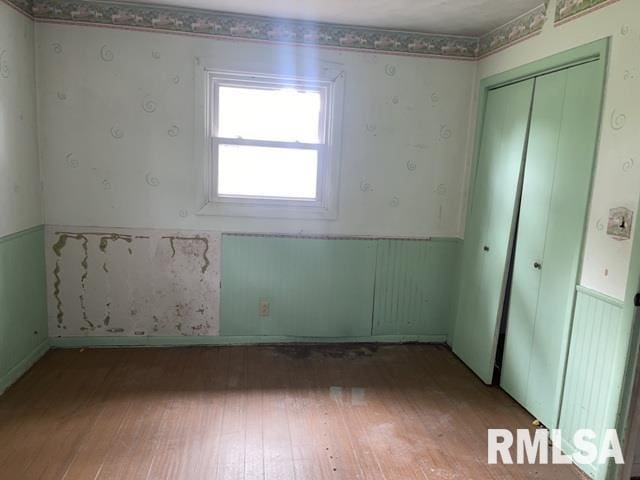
[0,344,587,479]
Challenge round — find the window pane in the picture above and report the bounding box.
[217,144,318,199]
[217,86,322,143]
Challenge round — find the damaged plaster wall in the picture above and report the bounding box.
[35,20,476,340]
[46,226,220,337]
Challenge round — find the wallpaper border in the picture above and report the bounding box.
[31,0,479,59]
[478,3,547,58]
[0,0,33,18]
[555,0,621,25]
[3,0,549,59]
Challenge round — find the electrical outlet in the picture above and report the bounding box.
[259,299,270,317]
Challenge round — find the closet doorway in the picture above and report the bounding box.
[452,39,608,429]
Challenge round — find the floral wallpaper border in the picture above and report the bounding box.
[3,0,33,17]
[555,0,621,25]
[2,0,552,59]
[478,3,547,57]
[29,0,479,59]
[0,0,626,58]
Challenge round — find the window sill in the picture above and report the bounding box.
[196,202,338,220]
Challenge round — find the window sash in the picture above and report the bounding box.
[209,139,327,206]
[208,74,330,206]
[210,75,329,145]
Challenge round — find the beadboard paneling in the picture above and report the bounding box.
[220,235,378,337]
[220,235,461,339]
[372,238,460,336]
[0,226,48,392]
[559,286,626,479]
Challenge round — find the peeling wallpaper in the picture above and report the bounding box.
[0,1,42,238]
[36,23,476,238]
[479,0,640,300]
[46,226,220,337]
[7,0,636,343]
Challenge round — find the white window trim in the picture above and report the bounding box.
[194,57,345,220]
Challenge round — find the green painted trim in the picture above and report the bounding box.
[575,285,624,309]
[472,39,611,480]
[0,224,44,244]
[480,38,609,91]
[456,38,610,338]
[0,339,49,394]
[50,334,447,348]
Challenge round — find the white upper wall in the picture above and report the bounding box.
[36,23,476,238]
[479,0,640,300]
[31,0,640,299]
[0,3,43,237]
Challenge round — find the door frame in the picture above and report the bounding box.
[454,37,610,394]
[464,37,609,233]
[612,193,640,479]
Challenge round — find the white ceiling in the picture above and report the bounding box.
[132,0,544,37]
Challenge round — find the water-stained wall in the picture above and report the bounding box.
[46,226,220,337]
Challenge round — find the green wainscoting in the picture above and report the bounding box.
[0,225,48,393]
[221,235,378,337]
[220,234,461,341]
[373,238,460,336]
[559,286,626,479]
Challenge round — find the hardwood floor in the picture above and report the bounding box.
[0,344,586,479]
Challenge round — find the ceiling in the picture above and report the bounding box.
[131,0,544,37]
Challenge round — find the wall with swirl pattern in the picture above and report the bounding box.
[0,2,42,237]
[0,2,48,392]
[479,0,640,300]
[35,23,476,239]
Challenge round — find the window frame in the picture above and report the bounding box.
[195,61,345,220]
[210,74,328,207]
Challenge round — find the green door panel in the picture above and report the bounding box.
[452,78,535,384]
[500,70,569,408]
[501,60,604,428]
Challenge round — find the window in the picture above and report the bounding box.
[197,66,344,219]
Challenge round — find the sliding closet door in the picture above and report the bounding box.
[500,60,603,428]
[452,79,534,384]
